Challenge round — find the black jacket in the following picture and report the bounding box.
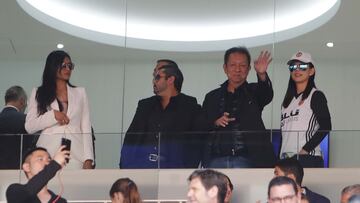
[0,106,26,134]
[202,75,276,167]
[120,93,206,168]
[0,107,35,169]
[303,187,330,203]
[6,161,67,203]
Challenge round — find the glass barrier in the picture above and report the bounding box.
[2,130,359,170]
[121,130,334,169]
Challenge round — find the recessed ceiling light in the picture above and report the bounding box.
[326,42,334,47]
[57,43,64,49]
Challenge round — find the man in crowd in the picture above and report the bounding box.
[223,174,233,203]
[0,85,27,134]
[341,184,360,203]
[6,146,69,203]
[187,169,228,203]
[274,158,330,203]
[0,86,34,169]
[120,60,205,168]
[202,46,275,168]
[268,176,301,203]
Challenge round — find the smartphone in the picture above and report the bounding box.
[61,138,71,163]
[61,138,71,151]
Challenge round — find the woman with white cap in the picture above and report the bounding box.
[280,51,331,167]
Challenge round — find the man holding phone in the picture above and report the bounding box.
[6,146,70,203]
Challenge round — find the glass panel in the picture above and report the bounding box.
[117,130,360,169]
[93,132,123,169]
[329,130,360,168]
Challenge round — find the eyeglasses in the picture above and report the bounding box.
[288,64,309,72]
[153,74,166,81]
[61,62,75,70]
[269,194,296,203]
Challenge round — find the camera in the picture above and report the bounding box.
[61,138,71,163]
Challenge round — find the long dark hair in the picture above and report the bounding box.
[36,50,74,115]
[282,65,316,108]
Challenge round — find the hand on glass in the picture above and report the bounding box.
[254,50,272,80]
[54,110,70,125]
[214,112,235,127]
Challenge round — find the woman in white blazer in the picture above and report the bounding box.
[25,50,94,169]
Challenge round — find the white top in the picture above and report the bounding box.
[280,88,322,157]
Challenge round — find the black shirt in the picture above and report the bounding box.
[6,161,67,203]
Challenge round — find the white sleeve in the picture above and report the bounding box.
[80,88,94,162]
[25,88,57,134]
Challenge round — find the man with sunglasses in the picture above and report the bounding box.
[120,59,206,168]
[280,51,331,168]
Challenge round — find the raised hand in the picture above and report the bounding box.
[53,146,70,167]
[254,50,272,78]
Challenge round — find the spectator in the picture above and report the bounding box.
[6,146,69,203]
[0,86,34,169]
[274,158,330,203]
[202,46,275,168]
[222,174,233,203]
[267,176,301,203]
[120,60,205,168]
[187,169,227,203]
[280,51,331,168]
[109,178,142,203]
[341,184,360,203]
[25,50,94,169]
[0,85,27,133]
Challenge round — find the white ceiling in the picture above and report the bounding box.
[16,0,339,51]
[0,0,359,62]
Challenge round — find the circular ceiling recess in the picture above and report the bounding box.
[17,0,341,52]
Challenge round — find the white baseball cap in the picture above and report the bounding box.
[287,51,314,65]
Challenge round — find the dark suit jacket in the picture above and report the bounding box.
[0,106,34,169]
[303,187,330,203]
[0,107,26,134]
[120,93,206,168]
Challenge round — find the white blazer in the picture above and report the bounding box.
[25,85,94,168]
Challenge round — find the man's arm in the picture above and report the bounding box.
[253,50,274,109]
[254,73,274,109]
[6,161,61,203]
